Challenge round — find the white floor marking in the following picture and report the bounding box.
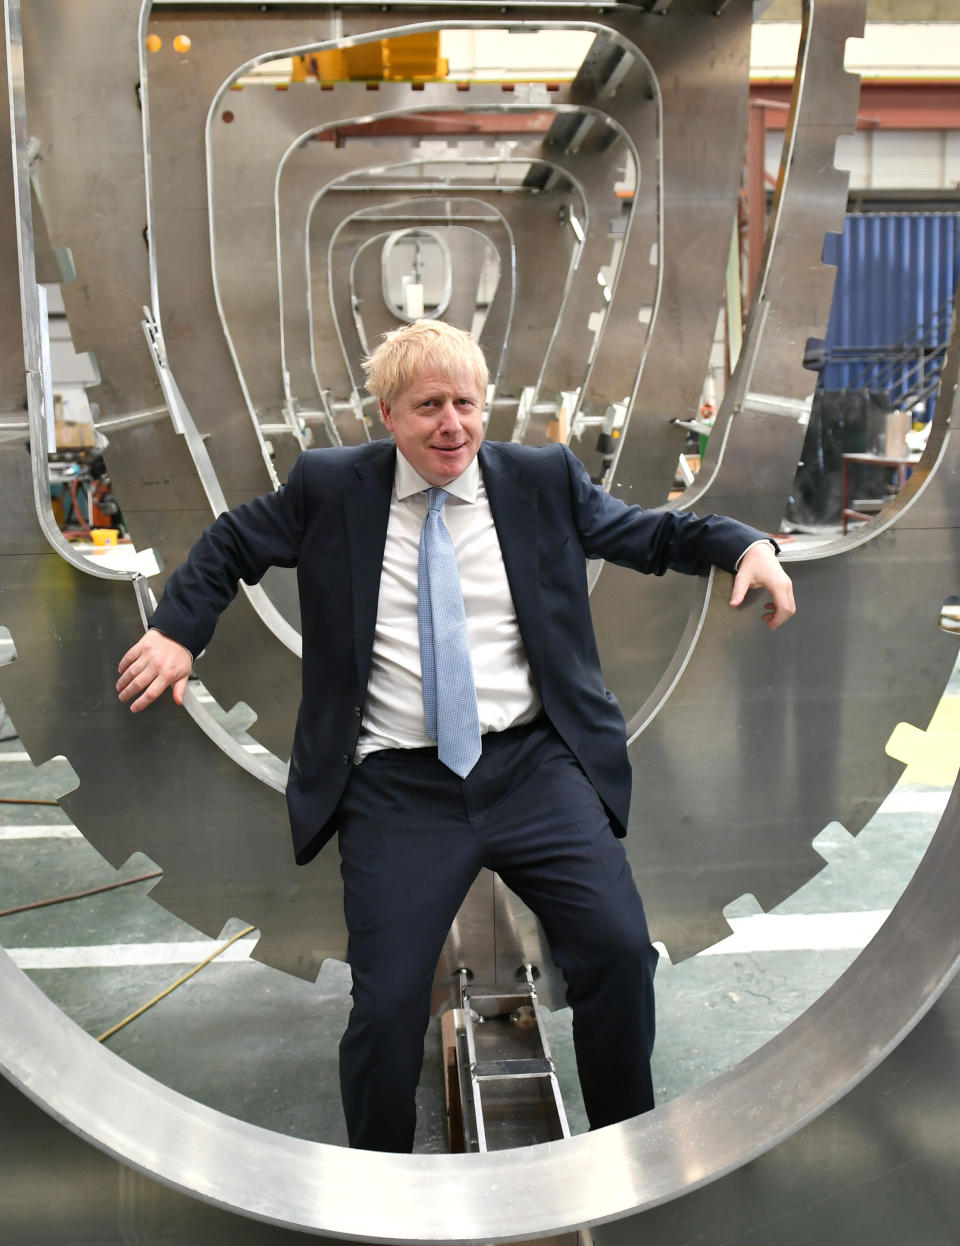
[0,825,81,840]
[699,910,889,956]
[878,790,949,815]
[8,939,257,970]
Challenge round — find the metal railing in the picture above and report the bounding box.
[823,296,956,418]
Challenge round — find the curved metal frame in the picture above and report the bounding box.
[345,203,510,343]
[314,184,520,420]
[283,112,637,428]
[379,226,455,323]
[345,220,503,376]
[203,19,653,447]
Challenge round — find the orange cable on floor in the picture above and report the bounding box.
[97,924,257,1043]
[0,870,164,918]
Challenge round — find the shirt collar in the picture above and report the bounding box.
[394,449,480,504]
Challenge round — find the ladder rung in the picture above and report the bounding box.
[473,1058,553,1079]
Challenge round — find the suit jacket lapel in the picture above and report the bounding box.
[344,441,395,692]
[478,443,543,683]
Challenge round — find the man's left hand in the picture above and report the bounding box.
[729,541,796,630]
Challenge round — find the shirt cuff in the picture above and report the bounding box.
[734,537,780,570]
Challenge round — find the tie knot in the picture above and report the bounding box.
[427,487,449,513]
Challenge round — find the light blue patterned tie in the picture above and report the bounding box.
[417,487,482,778]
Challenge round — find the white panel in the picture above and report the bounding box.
[764,128,959,195]
[845,23,960,79]
[834,133,870,188]
[42,284,66,313]
[751,22,960,81]
[614,159,636,196]
[750,22,802,80]
[245,57,294,83]
[764,130,784,184]
[945,132,960,188]
[442,28,593,80]
[871,130,944,189]
[54,386,93,424]
[49,339,99,386]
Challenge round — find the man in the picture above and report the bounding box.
[118,320,795,1153]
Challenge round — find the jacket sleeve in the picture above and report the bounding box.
[148,454,307,657]
[560,444,772,576]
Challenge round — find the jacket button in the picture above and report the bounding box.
[354,705,362,717]
[342,754,350,765]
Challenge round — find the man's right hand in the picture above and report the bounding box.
[117,629,192,713]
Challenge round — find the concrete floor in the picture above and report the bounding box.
[0,632,957,1154]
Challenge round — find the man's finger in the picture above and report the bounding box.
[118,666,154,704]
[129,674,169,714]
[116,668,144,700]
[116,655,156,696]
[728,568,749,608]
[764,584,797,630]
[116,655,148,694]
[117,644,142,677]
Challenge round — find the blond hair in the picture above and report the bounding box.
[362,320,488,407]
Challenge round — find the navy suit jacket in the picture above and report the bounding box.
[151,439,768,864]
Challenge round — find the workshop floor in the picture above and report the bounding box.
[1,628,957,1154]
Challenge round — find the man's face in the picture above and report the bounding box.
[380,369,484,486]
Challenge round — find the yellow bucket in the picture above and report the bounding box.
[90,528,119,548]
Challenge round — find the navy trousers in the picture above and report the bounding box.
[335,717,658,1152]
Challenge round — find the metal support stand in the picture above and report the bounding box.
[445,964,570,1155]
[442,965,594,1245]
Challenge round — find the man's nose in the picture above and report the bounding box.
[436,401,461,429]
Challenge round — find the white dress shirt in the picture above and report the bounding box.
[355,451,541,761]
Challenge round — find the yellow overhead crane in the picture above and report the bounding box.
[292,33,447,84]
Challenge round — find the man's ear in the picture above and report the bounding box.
[380,399,393,431]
